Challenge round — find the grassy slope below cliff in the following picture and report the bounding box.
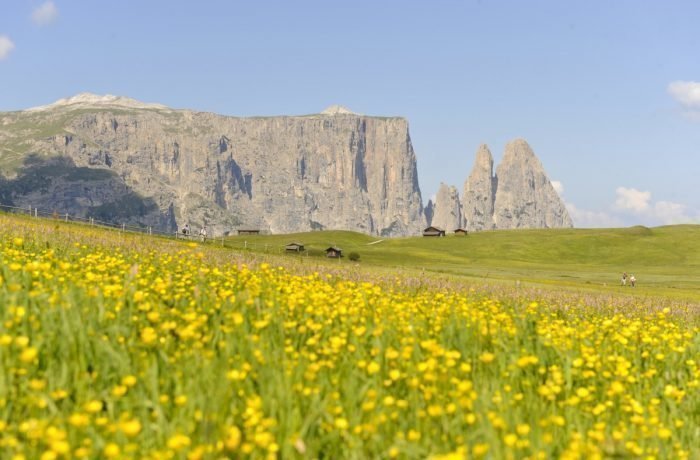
[224,225,700,300]
[3,209,699,303]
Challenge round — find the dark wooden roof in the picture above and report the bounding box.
[423,226,446,236]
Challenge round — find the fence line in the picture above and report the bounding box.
[0,203,301,251]
[0,202,212,243]
[0,203,358,256]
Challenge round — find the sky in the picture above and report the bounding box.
[1,0,699,228]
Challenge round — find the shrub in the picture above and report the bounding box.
[348,251,360,261]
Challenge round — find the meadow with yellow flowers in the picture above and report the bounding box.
[0,214,698,459]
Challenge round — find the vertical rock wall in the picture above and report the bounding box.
[7,106,426,236]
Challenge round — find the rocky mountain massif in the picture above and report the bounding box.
[0,93,571,236]
[0,94,424,236]
[428,139,573,231]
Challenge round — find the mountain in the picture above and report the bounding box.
[462,144,496,232]
[429,183,462,231]
[0,94,425,236]
[492,139,572,229]
[442,139,572,232]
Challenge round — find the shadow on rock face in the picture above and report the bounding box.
[0,154,177,231]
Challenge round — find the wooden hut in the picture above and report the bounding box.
[325,246,343,258]
[422,226,446,237]
[285,242,305,252]
[454,228,468,236]
[238,229,261,235]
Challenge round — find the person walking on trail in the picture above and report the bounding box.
[629,274,636,287]
[621,272,627,286]
[199,226,207,243]
[183,223,190,236]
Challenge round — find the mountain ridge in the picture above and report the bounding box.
[2,93,571,236]
[0,93,425,236]
[24,92,172,112]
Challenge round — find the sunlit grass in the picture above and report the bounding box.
[0,214,698,459]
[225,225,700,301]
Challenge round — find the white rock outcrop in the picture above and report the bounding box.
[321,105,357,115]
[25,92,170,112]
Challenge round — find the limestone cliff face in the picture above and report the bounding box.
[493,139,572,229]
[430,183,462,231]
[462,144,495,232]
[0,95,425,236]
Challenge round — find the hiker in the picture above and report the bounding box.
[629,274,636,288]
[199,226,207,242]
[621,272,627,286]
[182,223,190,236]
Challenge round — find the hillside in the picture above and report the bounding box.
[225,225,700,299]
[3,208,699,301]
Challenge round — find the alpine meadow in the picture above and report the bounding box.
[1,213,699,459]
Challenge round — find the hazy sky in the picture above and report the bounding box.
[1,1,699,227]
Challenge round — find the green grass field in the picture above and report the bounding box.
[224,225,700,301]
[1,213,700,458]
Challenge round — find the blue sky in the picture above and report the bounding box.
[1,1,699,227]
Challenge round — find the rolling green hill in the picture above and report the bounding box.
[3,208,699,302]
[224,225,700,300]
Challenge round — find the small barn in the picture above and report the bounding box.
[454,228,468,236]
[238,229,261,235]
[325,246,342,258]
[285,242,305,252]
[422,226,446,237]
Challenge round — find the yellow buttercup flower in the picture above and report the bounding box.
[120,419,142,437]
[103,443,120,458]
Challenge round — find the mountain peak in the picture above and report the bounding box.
[25,93,170,112]
[463,144,495,231]
[473,144,494,168]
[431,182,462,231]
[321,105,356,115]
[503,138,537,159]
[494,139,572,229]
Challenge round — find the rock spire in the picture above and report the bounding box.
[456,139,572,231]
[492,139,572,229]
[462,144,496,232]
[430,183,462,231]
